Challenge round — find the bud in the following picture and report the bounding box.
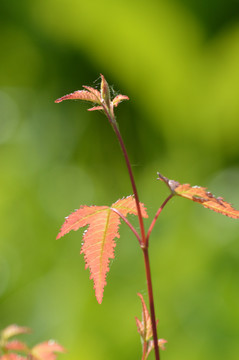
[100,74,111,109]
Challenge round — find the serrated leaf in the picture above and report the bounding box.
[158,173,239,219]
[56,205,109,239]
[31,341,65,360]
[87,105,104,111]
[57,196,147,303]
[55,75,129,116]
[111,195,148,218]
[112,94,129,107]
[82,86,101,102]
[175,184,239,218]
[55,89,101,104]
[1,325,31,341]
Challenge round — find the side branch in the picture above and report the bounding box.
[145,193,174,248]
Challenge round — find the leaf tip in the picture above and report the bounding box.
[54,98,63,103]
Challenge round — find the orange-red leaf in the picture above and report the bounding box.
[1,325,31,341]
[136,293,153,341]
[57,196,147,303]
[87,105,104,111]
[31,341,65,360]
[55,75,129,114]
[135,317,144,336]
[4,340,29,352]
[112,94,129,107]
[157,173,239,219]
[100,74,111,108]
[82,86,101,102]
[56,205,108,239]
[80,207,119,304]
[135,293,166,358]
[175,184,239,218]
[55,89,101,104]
[146,339,167,358]
[111,196,148,218]
[0,354,27,360]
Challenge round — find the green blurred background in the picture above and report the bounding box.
[1,0,239,359]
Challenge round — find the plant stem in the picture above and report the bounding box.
[103,106,146,244]
[113,123,146,242]
[103,106,159,360]
[143,247,160,360]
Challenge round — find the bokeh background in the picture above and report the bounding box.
[1,0,239,359]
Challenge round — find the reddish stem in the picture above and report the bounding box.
[146,193,174,247]
[103,104,159,360]
[143,247,160,360]
[102,105,146,245]
[112,123,146,243]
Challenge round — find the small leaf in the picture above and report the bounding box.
[146,339,167,358]
[135,317,144,336]
[112,94,129,107]
[55,75,129,116]
[175,184,239,218]
[31,341,65,360]
[0,354,27,360]
[87,106,104,112]
[4,340,29,353]
[82,86,101,102]
[111,195,148,218]
[136,293,153,341]
[135,293,166,358]
[57,196,147,304]
[55,89,101,104]
[100,74,111,109]
[158,173,239,219]
[1,325,31,341]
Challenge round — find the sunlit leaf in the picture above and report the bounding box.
[55,75,129,116]
[87,105,104,111]
[57,196,147,303]
[31,341,65,360]
[0,354,27,360]
[135,293,167,358]
[1,325,31,341]
[146,339,167,358]
[100,74,111,108]
[158,172,239,219]
[112,94,129,107]
[55,89,101,104]
[4,340,29,353]
[135,293,153,341]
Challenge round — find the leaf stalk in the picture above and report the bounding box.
[111,208,141,245]
[146,193,174,247]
